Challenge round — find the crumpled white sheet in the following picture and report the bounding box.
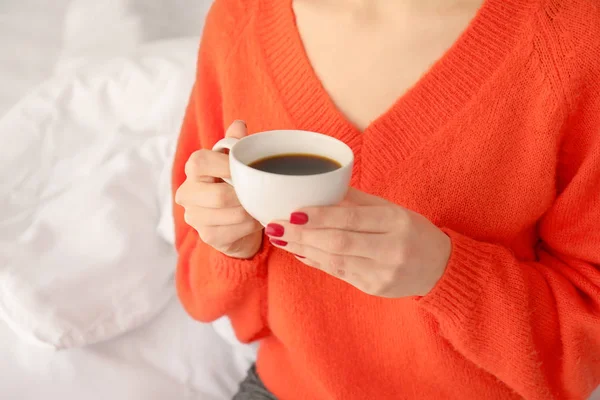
[0,297,254,400]
[0,38,197,349]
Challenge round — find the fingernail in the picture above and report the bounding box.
[265,223,284,237]
[294,254,305,259]
[234,119,246,128]
[290,212,308,225]
[270,239,287,247]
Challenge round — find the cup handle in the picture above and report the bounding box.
[211,137,239,185]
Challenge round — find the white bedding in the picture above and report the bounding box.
[0,0,255,398]
[0,299,254,400]
[0,0,208,118]
[0,37,200,349]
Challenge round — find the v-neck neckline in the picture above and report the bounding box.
[256,0,537,180]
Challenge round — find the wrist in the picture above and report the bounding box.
[224,231,264,259]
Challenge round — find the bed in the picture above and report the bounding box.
[0,0,255,398]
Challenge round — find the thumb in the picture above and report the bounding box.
[225,120,248,139]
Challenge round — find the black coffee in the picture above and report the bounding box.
[248,153,341,176]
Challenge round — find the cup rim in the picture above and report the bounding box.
[229,129,354,179]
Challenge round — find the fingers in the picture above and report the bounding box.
[183,206,250,226]
[176,180,240,208]
[270,239,370,281]
[272,238,399,297]
[294,255,320,269]
[225,120,248,139]
[291,206,404,233]
[184,120,248,181]
[268,222,385,258]
[197,219,262,249]
[185,150,230,181]
[175,119,264,258]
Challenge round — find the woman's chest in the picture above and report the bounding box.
[292,0,480,131]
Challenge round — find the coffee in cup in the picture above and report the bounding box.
[212,130,354,226]
[248,153,341,175]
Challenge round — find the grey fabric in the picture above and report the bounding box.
[232,365,278,400]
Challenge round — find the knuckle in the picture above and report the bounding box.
[174,185,186,205]
[375,270,398,297]
[381,269,397,287]
[183,210,195,227]
[328,232,351,254]
[394,210,412,232]
[391,247,409,266]
[185,150,209,177]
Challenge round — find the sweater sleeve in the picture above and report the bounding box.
[419,79,600,398]
[171,0,271,343]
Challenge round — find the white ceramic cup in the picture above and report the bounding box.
[212,130,354,226]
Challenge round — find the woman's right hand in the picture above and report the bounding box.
[175,120,263,259]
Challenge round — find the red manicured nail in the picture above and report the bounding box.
[290,212,308,225]
[294,254,305,259]
[266,223,284,237]
[270,239,288,246]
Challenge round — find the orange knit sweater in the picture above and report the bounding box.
[172,0,600,398]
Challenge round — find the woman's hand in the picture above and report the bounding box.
[266,188,451,297]
[175,120,263,259]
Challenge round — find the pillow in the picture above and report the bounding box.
[0,38,198,349]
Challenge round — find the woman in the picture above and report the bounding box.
[173,0,600,398]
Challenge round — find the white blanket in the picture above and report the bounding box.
[0,297,254,400]
[0,37,197,349]
[0,0,256,398]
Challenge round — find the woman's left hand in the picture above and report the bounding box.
[266,188,452,298]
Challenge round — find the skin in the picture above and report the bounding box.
[177,0,483,297]
[293,0,483,130]
[267,190,451,298]
[175,121,263,259]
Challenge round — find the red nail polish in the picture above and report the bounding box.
[295,254,305,259]
[266,223,284,237]
[290,212,308,225]
[270,239,287,247]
